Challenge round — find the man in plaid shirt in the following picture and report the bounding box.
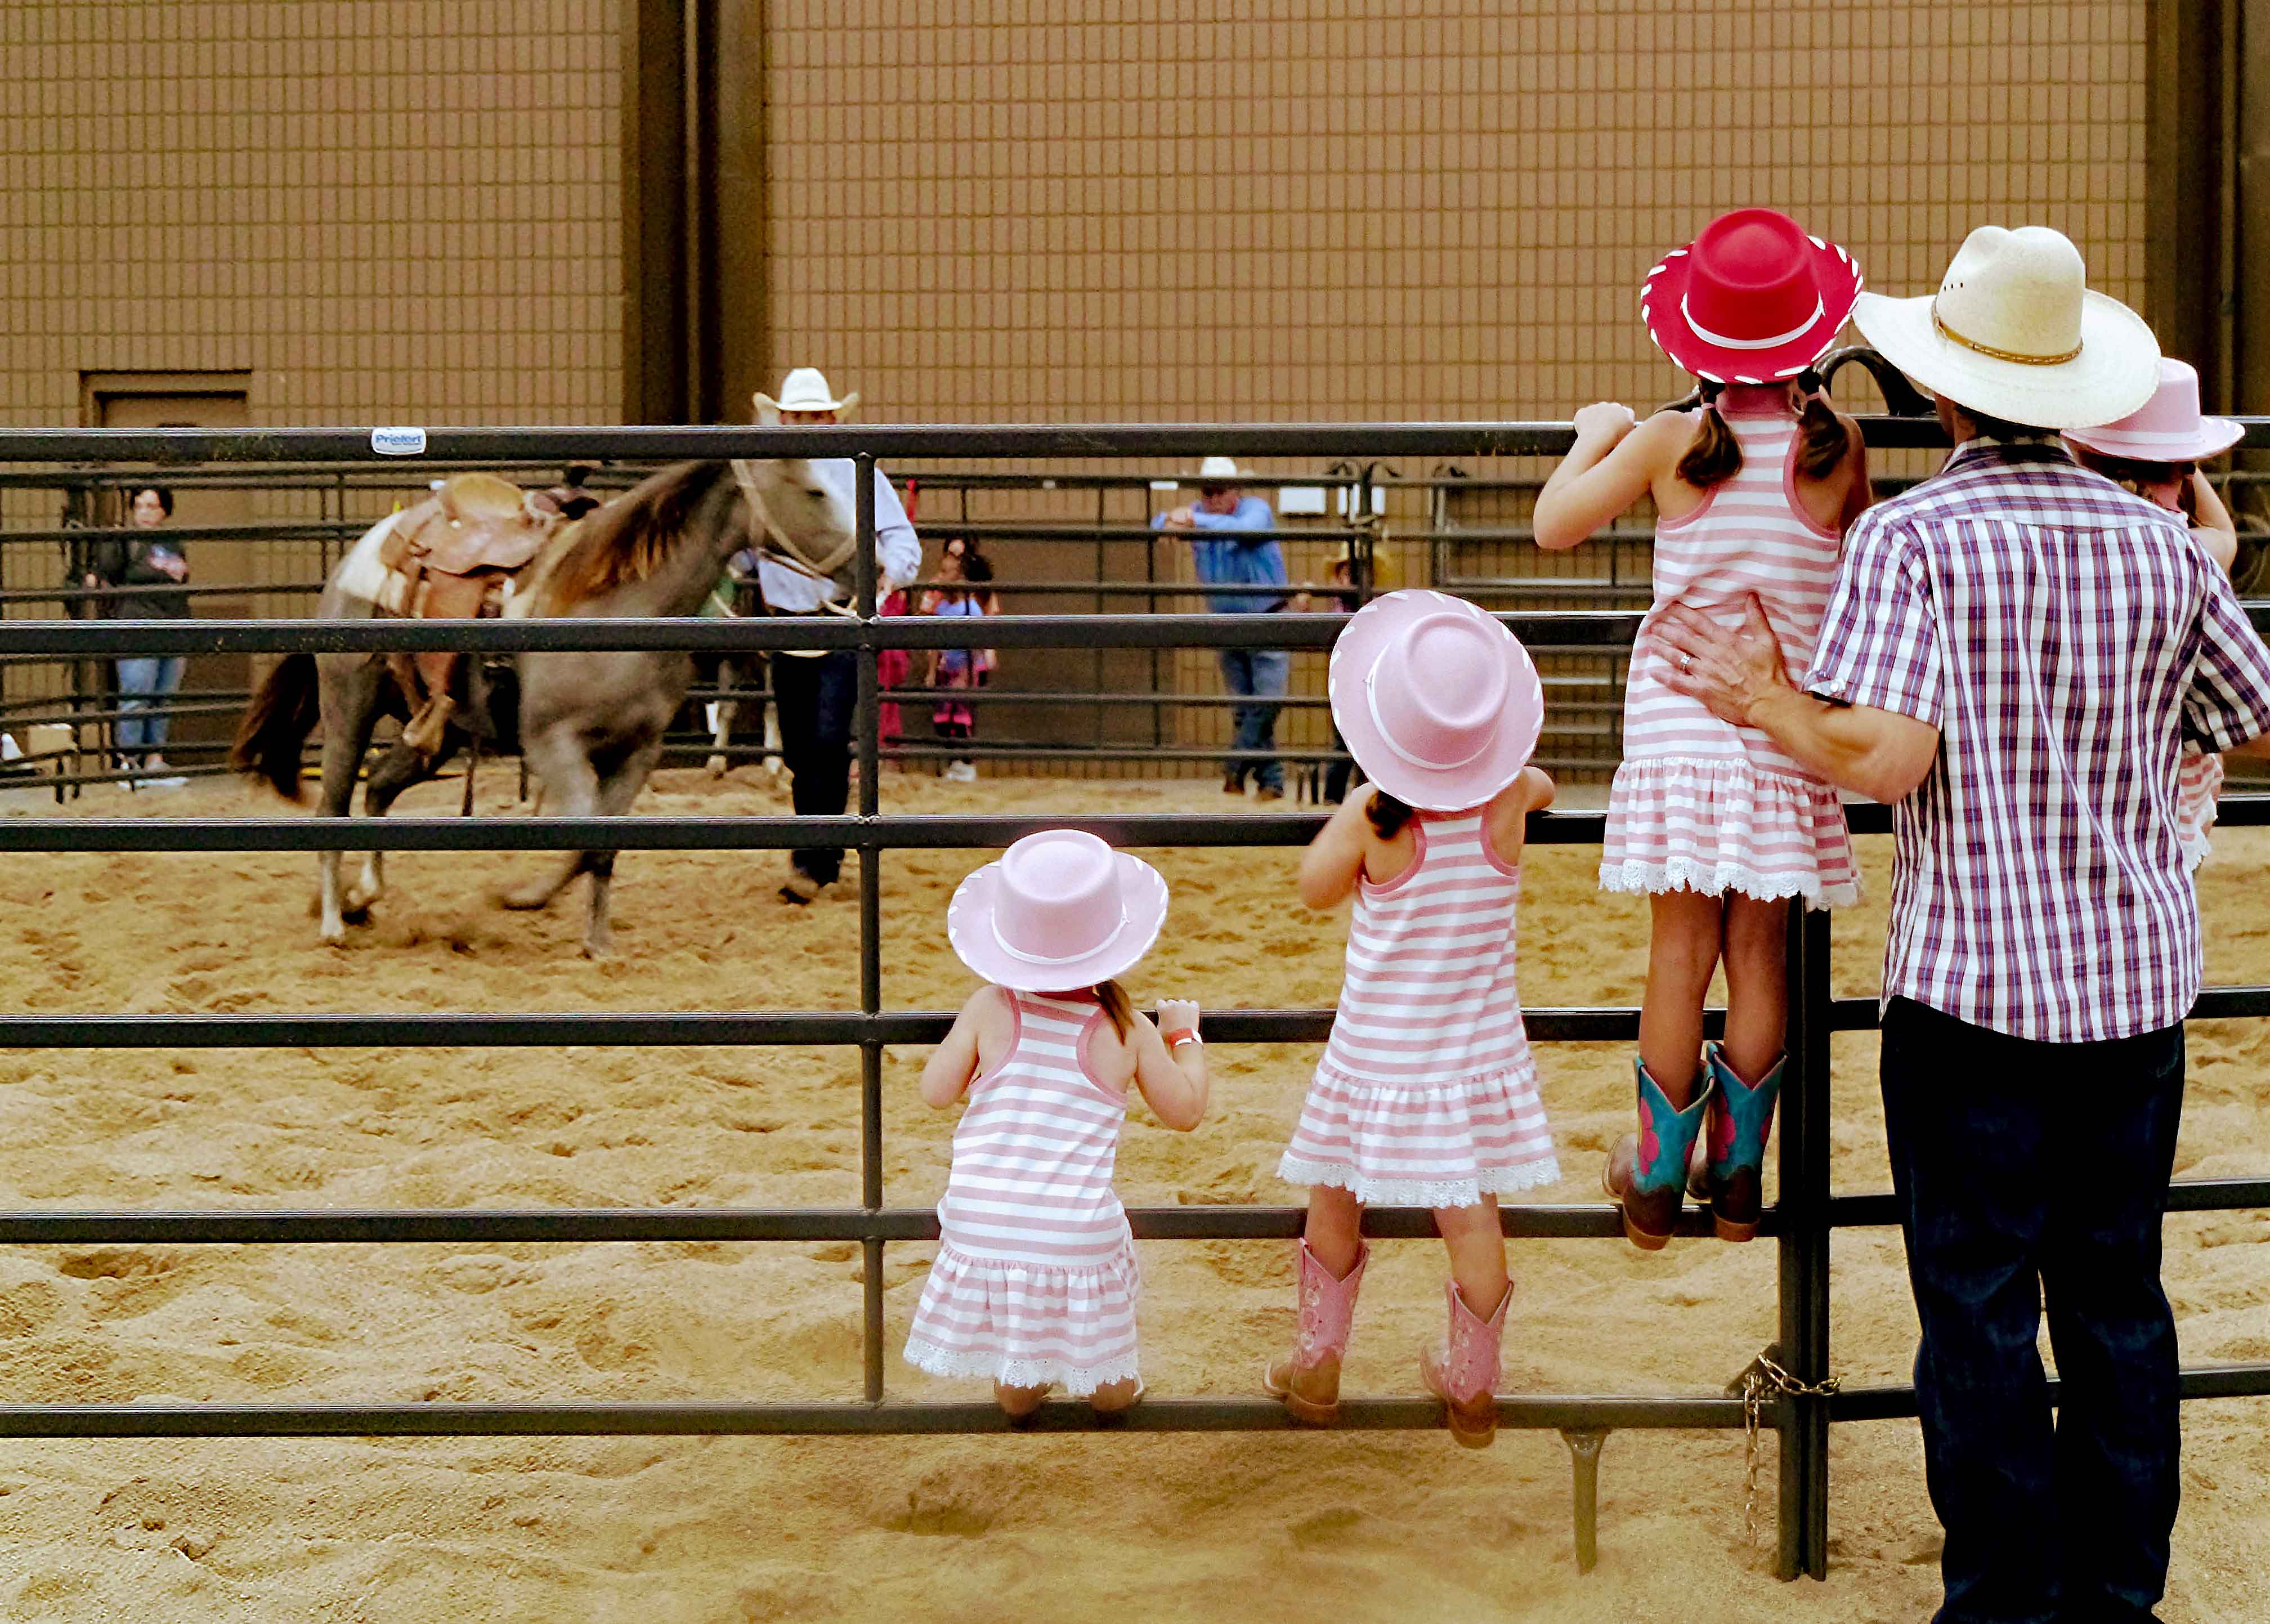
[1657,227,2270,1623]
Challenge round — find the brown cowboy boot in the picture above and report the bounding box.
[1263,1240,1367,1424]
[1419,1277,1509,1449]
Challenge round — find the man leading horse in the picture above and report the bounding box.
[748,367,921,905]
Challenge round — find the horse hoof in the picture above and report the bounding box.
[704,757,728,779]
[581,937,612,960]
[496,887,552,912]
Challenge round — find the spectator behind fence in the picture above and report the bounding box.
[1154,455,1288,799]
[925,549,994,782]
[83,484,190,790]
[1292,551,1363,804]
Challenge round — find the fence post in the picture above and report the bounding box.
[1775,904,1834,1578]
[854,453,886,1403]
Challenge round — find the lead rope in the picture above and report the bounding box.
[1738,1350,1843,1562]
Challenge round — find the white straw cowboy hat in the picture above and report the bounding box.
[1194,455,1242,482]
[1851,226,2160,430]
[754,367,860,419]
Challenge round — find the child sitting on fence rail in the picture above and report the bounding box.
[2065,358,2244,871]
[1268,590,1556,1449]
[1529,208,1874,1251]
[906,829,1209,1417]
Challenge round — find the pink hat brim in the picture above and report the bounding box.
[1328,590,1544,812]
[1641,235,1864,384]
[2065,417,2245,463]
[946,851,1169,991]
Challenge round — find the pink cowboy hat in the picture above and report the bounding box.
[2065,358,2242,463]
[947,829,1169,991]
[1329,590,1544,812]
[1641,209,1864,384]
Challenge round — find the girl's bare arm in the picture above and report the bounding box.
[919,988,994,1108]
[1128,1001,1208,1131]
[2192,471,2240,573]
[1485,766,1556,869]
[1533,406,1686,549]
[1297,791,1377,909]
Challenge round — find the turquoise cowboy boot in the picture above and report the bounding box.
[1702,1043,1784,1242]
[1601,1059,1713,1251]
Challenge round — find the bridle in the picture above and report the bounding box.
[729,458,858,579]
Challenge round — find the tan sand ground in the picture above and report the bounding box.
[0,768,2261,1622]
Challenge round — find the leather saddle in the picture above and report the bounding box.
[376,474,565,755]
[379,473,552,610]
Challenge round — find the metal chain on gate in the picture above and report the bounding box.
[1737,1349,1843,1559]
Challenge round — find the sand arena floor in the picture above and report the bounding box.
[0,767,2261,1622]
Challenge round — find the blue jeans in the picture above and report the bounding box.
[1880,997,2184,1624]
[114,656,186,755]
[1217,647,1287,791]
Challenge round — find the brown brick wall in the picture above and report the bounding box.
[0,2,621,429]
[758,0,2150,424]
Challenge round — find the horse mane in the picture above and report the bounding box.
[535,460,733,608]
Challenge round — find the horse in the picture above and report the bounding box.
[230,459,854,955]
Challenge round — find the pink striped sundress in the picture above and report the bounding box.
[1602,408,1860,907]
[1279,809,1559,1207]
[905,989,1140,1394]
[2178,747,2223,873]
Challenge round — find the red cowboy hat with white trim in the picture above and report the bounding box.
[1641,209,1864,384]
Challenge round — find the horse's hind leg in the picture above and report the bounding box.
[500,726,598,915]
[579,737,665,959]
[346,737,454,914]
[316,659,386,943]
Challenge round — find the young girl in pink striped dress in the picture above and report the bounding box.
[1268,591,1555,1449]
[2066,358,2244,873]
[906,829,1209,1417]
[1533,209,1873,1250]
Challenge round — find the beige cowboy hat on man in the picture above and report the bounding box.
[755,367,860,422]
[1851,225,2159,430]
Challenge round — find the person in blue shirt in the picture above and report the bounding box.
[1156,457,1289,798]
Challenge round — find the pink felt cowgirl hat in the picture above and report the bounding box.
[1329,590,1544,812]
[947,829,1169,991]
[1641,209,1864,384]
[2065,359,2242,463]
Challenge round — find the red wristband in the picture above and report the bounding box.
[1163,1028,1201,1048]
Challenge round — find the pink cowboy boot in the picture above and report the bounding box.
[1263,1240,1368,1424]
[1419,1277,1509,1449]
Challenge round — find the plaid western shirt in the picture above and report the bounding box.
[1807,438,2270,1043]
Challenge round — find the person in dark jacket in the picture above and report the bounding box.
[83,484,190,787]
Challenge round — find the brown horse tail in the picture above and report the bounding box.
[229,651,320,803]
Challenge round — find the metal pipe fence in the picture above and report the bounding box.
[0,420,2265,1587]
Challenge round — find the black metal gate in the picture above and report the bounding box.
[0,419,2264,1585]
